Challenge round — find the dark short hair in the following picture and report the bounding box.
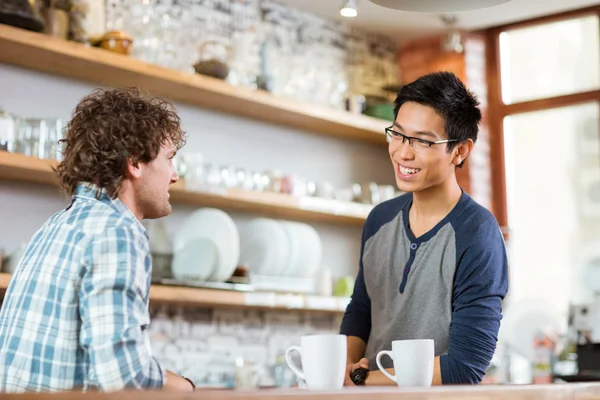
[56,87,186,198]
[393,71,481,167]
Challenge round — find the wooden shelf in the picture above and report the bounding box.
[0,151,372,225]
[0,24,389,146]
[0,273,348,313]
[149,284,349,313]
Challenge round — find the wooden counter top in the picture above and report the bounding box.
[1,384,600,400]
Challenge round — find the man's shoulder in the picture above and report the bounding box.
[363,192,411,239]
[451,194,502,245]
[448,196,507,284]
[449,196,508,296]
[66,197,142,236]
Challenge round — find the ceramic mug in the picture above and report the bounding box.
[376,339,434,387]
[285,334,346,390]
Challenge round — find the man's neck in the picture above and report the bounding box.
[118,182,143,221]
[411,176,462,220]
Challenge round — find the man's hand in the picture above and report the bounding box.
[163,370,195,392]
[344,358,369,386]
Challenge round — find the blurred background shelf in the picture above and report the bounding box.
[0,24,389,146]
[0,151,372,225]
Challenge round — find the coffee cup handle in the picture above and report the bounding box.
[285,346,305,381]
[376,350,396,383]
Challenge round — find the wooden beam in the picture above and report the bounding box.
[502,90,600,116]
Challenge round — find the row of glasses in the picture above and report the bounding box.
[16,118,63,160]
[102,0,398,109]
[173,152,399,205]
[0,111,63,161]
[102,0,352,107]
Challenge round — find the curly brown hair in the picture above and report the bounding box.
[55,87,186,198]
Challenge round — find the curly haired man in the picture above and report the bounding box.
[0,88,195,392]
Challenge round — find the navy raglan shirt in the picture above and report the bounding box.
[340,190,509,384]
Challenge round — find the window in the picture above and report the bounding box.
[488,6,600,385]
[504,102,600,314]
[499,15,600,104]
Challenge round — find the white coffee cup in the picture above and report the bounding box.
[285,334,347,390]
[376,339,434,387]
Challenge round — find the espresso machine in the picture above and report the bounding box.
[566,301,600,380]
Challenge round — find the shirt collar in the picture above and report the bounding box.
[73,183,147,235]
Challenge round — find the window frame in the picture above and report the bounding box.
[485,5,600,238]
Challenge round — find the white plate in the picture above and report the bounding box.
[171,237,218,282]
[280,221,302,278]
[173,208,240,282]
[278,221,321,279]
[290,223,322,279]
[239,218,289,276]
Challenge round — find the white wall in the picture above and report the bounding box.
[0,63,395,279]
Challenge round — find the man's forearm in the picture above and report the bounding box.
[346,336,367,364]
[365,357,442,386]
[163,370,194,392]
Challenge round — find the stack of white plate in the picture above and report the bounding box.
[238,218,322,279]
[171,208,240,283]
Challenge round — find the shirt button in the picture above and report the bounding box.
[404,267,409,274]
[410,243,418,250]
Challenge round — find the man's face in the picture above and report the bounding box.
[135,141,179,219]
[389,102,460,193]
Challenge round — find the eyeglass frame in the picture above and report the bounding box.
[385,126,461,148]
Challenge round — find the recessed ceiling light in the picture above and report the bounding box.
[368,0,512,12]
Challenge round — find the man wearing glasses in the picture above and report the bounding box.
[341,72,508,386]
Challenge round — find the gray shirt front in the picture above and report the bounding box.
[363,211,456,365]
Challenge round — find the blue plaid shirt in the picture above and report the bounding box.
[0,184,165,392]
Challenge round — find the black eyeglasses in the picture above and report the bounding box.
[385,126,460,150]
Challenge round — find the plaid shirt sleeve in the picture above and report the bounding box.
[79,226,166,391]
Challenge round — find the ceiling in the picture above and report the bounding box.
[276,0,600,44]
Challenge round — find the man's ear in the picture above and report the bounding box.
[452,139,474,166]
[124,158,143,180]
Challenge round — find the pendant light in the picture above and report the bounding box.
[368,0,512,12]
[340,0,358,18]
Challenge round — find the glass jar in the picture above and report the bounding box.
[0,109,18,152]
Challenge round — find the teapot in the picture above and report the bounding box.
[193,39,232,80]
[0,0,45,31]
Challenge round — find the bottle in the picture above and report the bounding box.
[532,330,554,384]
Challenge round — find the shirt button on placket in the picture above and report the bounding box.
[410,243,418,250]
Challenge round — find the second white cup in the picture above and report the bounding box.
[285,334,347,390]
[376,339,434,387]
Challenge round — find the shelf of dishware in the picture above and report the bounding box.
[0,273,349,313]
[0,151,373,225]
[0,24,388,146]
